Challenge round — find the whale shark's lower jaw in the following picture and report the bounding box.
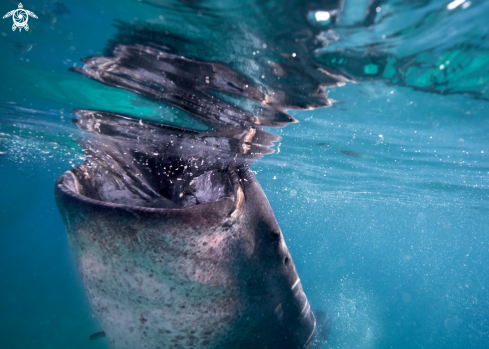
[55,165,317,349]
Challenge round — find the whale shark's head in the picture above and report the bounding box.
[56,155,321,348]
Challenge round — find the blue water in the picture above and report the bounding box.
[1,0,489,348]
[255,82,489,349]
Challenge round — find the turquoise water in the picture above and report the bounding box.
[256,83,489,349]
[1,0,489,348]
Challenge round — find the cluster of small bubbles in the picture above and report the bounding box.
[416,212,427,224]
[326,286,380,349]
[1,134,84,168]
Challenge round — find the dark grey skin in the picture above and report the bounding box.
[56,164,326,349]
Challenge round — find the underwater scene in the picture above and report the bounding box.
[1,0,488,348]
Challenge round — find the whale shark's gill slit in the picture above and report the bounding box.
[303,319,316,349]
[291,278,301,291]
[300,299,311,318]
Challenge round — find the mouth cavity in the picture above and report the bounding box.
[69,158,242,210]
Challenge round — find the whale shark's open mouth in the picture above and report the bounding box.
[69,159,240,209]
[66,109,256,210]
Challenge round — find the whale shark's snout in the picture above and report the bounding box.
[55,160,322,349]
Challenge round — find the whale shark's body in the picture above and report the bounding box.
[56,160,326,349]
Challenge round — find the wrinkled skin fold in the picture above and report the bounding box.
[56,164,327,349]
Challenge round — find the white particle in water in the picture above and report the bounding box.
[314,11,330,22]
[447,0,466,10]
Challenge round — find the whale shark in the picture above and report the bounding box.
[55,17,335,345]
[55,156,327,349]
